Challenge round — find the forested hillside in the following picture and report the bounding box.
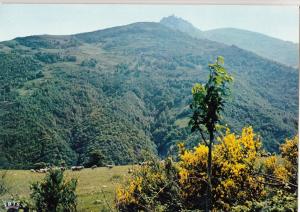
[0,21,297,168]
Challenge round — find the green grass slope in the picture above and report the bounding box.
[0,166,131,211]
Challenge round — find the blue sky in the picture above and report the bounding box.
[0,4,298,42]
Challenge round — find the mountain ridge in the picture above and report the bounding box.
[0,20,297,168]
[160,15,298,67]
[206,27,298,45]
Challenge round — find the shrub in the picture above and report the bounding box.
[64,55,77,62]
[80,58,97,67]
[116,158,183,211]
[232,190,297,211]
[36,71,45,78]
[179,127,265,210]
[33,162,48,170]
[280,135,298,189]
[262,135,298,193]
[30,169,77,212]
[35,52,61,64]
[116,127,269,211]
[84,149,106,167]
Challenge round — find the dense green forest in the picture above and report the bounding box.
[0,21,298,168]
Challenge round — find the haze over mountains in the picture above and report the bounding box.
[0,16,298,168]
[161,15,299,67]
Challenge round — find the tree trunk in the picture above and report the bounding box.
[206,131,213,212]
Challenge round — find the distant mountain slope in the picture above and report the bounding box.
[160,15,298,67]
[0,22,297,168]
[203,28,299,67]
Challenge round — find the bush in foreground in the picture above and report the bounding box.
[116,158,183,211]
[116,128,298,211]
[30,169,77,212]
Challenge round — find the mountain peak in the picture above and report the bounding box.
[160,15,203,38]
[160,15,200,31]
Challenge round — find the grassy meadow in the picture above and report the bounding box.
[0,166,132,211]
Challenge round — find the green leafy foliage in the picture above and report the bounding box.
[189,56,233,210]
[190,56,233,133]
[84,149,106,167]
[30,169,77,212]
